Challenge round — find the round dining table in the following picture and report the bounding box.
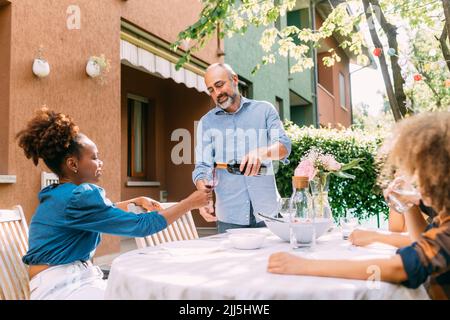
[104,228,430,300]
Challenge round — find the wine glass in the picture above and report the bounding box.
[205,168,219,212]
[387,176,421,213]
[205,167,219,190]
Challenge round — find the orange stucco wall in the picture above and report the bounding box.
[317,84,335,126]
[315,12,351,127]
[120,65,216,229]
[0,0,220,256]
[0,3,11,174]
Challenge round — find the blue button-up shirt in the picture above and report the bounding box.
[192,96,292,225]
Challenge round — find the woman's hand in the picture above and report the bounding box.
[136,197,163,212]
[348,229,377,247]
[185,189,212,210]
[267,252,305,275]
[383,177,421,207]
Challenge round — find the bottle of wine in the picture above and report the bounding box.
[214,161,267,175]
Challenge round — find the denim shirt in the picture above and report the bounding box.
[192,96,292,225]
[23,183,167,265]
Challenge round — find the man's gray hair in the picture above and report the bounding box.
[206,63,237,79]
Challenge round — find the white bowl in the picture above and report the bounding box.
[228,233,266,250]
[265,218,332,242]
[226,228,267,235]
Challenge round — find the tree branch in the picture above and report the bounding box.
[362,0,403,121]
[369,0,409,118]
[442,0,450,44]
[437,24,450,71]
[412,43,442,108]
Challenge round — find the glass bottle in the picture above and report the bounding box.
[290,176,316,250]
[214,160,267,175]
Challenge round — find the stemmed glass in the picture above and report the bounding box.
[205,168,219,213]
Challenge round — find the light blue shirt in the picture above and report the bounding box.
[192,96,292,225]
[23,183,167,265]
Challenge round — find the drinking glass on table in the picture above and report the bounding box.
[278,198,294,220]
[340,210,359,240]
[386,176,421,214]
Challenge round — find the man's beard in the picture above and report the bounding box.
[217,92,237,110]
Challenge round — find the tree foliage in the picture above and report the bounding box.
[172,0,368,74]
[174,0,450,121]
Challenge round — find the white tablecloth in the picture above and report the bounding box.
[104,229,430,300]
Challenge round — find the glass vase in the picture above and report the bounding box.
[309,174,332,220]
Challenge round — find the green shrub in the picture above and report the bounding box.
[275,122,389,224]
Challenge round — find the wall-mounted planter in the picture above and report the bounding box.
[32,58,50,78]
[86,58,101,78]
[86,55,110,84]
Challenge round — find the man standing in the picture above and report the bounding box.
[192,63,292,233]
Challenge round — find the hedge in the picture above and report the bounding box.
[275,122,389,224]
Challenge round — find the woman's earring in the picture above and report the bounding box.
[74,169,78,174]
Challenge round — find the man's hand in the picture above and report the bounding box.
[198,206,217,222]
[240,149,263,176]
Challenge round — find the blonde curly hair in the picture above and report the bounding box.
[385,112,449,215]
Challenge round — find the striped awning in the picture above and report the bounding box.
[120,39,208,94]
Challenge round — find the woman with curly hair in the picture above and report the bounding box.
[268,111,450,300]
[17,107,212,300]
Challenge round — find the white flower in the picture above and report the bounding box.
[356,54,369,66]
[290,64,304,73]
[262,54,276,64]
[278,37,295,57]
[260,28,278,52]
[290,44,309,59]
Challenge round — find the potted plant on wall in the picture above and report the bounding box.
[86,54,111,84]
[32,46,50,78]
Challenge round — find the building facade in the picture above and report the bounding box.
[0,0,222,256]
[0,0,368,258]
[225,0,362,128]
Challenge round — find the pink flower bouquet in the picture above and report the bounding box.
[295,147,362,181]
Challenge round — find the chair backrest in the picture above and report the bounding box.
[0,205,29,300]
[41,171,59,190]
[129,202,199,249]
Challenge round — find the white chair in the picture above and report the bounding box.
[129,202,199,249]
[0,205,29,300]
[41,171,59,190]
